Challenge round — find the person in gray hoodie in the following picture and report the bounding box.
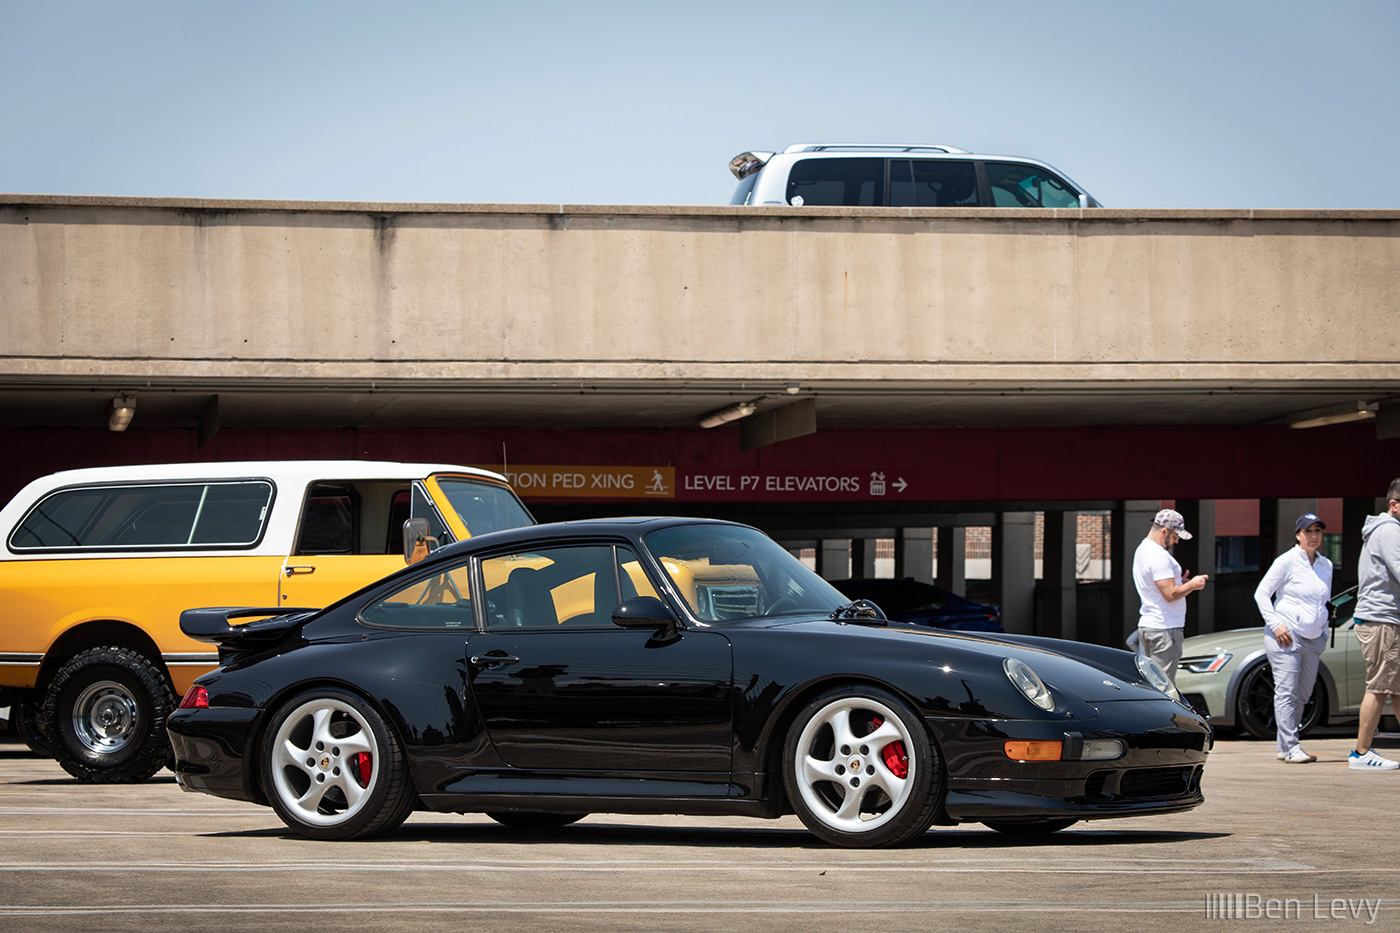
[1350,477,1400,771]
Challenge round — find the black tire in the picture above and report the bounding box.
[982,818,1079,835]
[782,685,943,848]
[43,647,175,783]
[1235,662,1325,741]
[485,812,587,830]
[260,688,416,841]
[15,697,51,758]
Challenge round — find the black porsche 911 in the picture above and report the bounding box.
[167,517,1209,848]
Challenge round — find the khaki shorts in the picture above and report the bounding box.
[1356,621,1400,695]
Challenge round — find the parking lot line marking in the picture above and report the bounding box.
[0,901,1292,916]
[0,856,1328,872]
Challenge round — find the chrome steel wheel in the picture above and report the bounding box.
[782,686,943,847]
[70,679,140,754]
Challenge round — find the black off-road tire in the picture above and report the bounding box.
[261,688,417,841]
[43,647,175,783]
[782,685,944,848]
[15,697,52,758]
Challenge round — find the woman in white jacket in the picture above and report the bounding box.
[1254,512,1333,763]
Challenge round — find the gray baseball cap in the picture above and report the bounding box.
[1154,508,1193,540]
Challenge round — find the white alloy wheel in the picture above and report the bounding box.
[783,687,942,847]
[269,696,381,828]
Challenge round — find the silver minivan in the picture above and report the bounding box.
[729,143,1101,208]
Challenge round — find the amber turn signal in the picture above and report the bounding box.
[1004,740,1062,761]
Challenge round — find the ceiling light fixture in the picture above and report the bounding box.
[1288,401,1378,429]
[109,394,136,432]
[698,399,760,429]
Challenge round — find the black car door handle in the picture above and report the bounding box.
[470,654,520,667]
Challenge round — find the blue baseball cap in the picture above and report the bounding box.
[1294,513,1326,533]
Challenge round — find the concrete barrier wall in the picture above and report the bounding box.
[2,197,1397,384]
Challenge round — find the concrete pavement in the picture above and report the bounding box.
[0,728,1396,932]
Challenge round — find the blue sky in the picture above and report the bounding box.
[2,0,1397,208]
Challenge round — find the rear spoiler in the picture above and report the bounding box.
[180,606,320,649]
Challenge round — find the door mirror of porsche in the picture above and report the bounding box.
[612,596,679,639]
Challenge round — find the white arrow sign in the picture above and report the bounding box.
[893,478,908,493]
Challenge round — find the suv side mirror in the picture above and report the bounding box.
[403,518,438,565]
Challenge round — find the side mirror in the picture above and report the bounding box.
[403,518,438,565]
[612,596,680,640]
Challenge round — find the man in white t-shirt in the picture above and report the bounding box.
[1133,508,1210,684]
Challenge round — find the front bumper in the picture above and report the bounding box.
[928,697,1210,823]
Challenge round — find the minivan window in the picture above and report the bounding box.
[10,481,274,551]
[986,161,1080,208]
[786,157,882,206]
[889,160,981,207]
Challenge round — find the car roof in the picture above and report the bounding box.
[16,459,508,488]
[423,515,754,561]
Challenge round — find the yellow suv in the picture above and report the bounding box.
[0,460,532,782]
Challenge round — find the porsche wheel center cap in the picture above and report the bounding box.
[848,756,863,773]
[319,756,331,770]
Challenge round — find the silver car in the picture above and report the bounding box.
[728,144,1101,208]
[1175,587,1365,739]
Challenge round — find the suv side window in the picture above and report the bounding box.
[293,479,421,556]
[9,481,274,551]
[786,157,882,206]
[986,161,1080,208]
[890,160,981,207]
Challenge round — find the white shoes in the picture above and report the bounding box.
[1349,749,1400,770]
[1281,747,1316,763]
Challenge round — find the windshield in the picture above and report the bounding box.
[643,523,848,621]
[436,477,534,537]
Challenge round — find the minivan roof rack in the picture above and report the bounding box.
[784,144,971,155]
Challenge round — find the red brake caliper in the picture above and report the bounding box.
[871,716,909,779]
[354,752,373,785]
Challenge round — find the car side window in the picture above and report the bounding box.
[482,544,630,629]
[294,479,420,556]
[360,563,473,629]
[9,481,273,551]
[986,161,1080,208]
[890,160,981,207]
[786,157,882,206]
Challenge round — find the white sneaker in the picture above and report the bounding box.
[1349,749,1400,770]
[1276,751,1287,761]
[1282,747,1316,763]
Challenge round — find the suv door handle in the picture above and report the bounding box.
[284,565,317,577]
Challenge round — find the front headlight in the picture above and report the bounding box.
[1136,654,1185,702]
[1179,652,1232,674]
[1003,657,1054,711]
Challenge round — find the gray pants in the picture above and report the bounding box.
[1137,627,1184,686]
[1264,630,1327,754]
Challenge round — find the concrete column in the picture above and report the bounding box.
[1173,499,1217,636]
[1042,510,1078,640]
[850,538,877,580]
[895,527,934,583]
[1341,497,1376,590]
[1113,500,1161,648]
[1259,498,1315,570]
[936,526,966,596]
[816,539,850,580]
[993,511,1037,636]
